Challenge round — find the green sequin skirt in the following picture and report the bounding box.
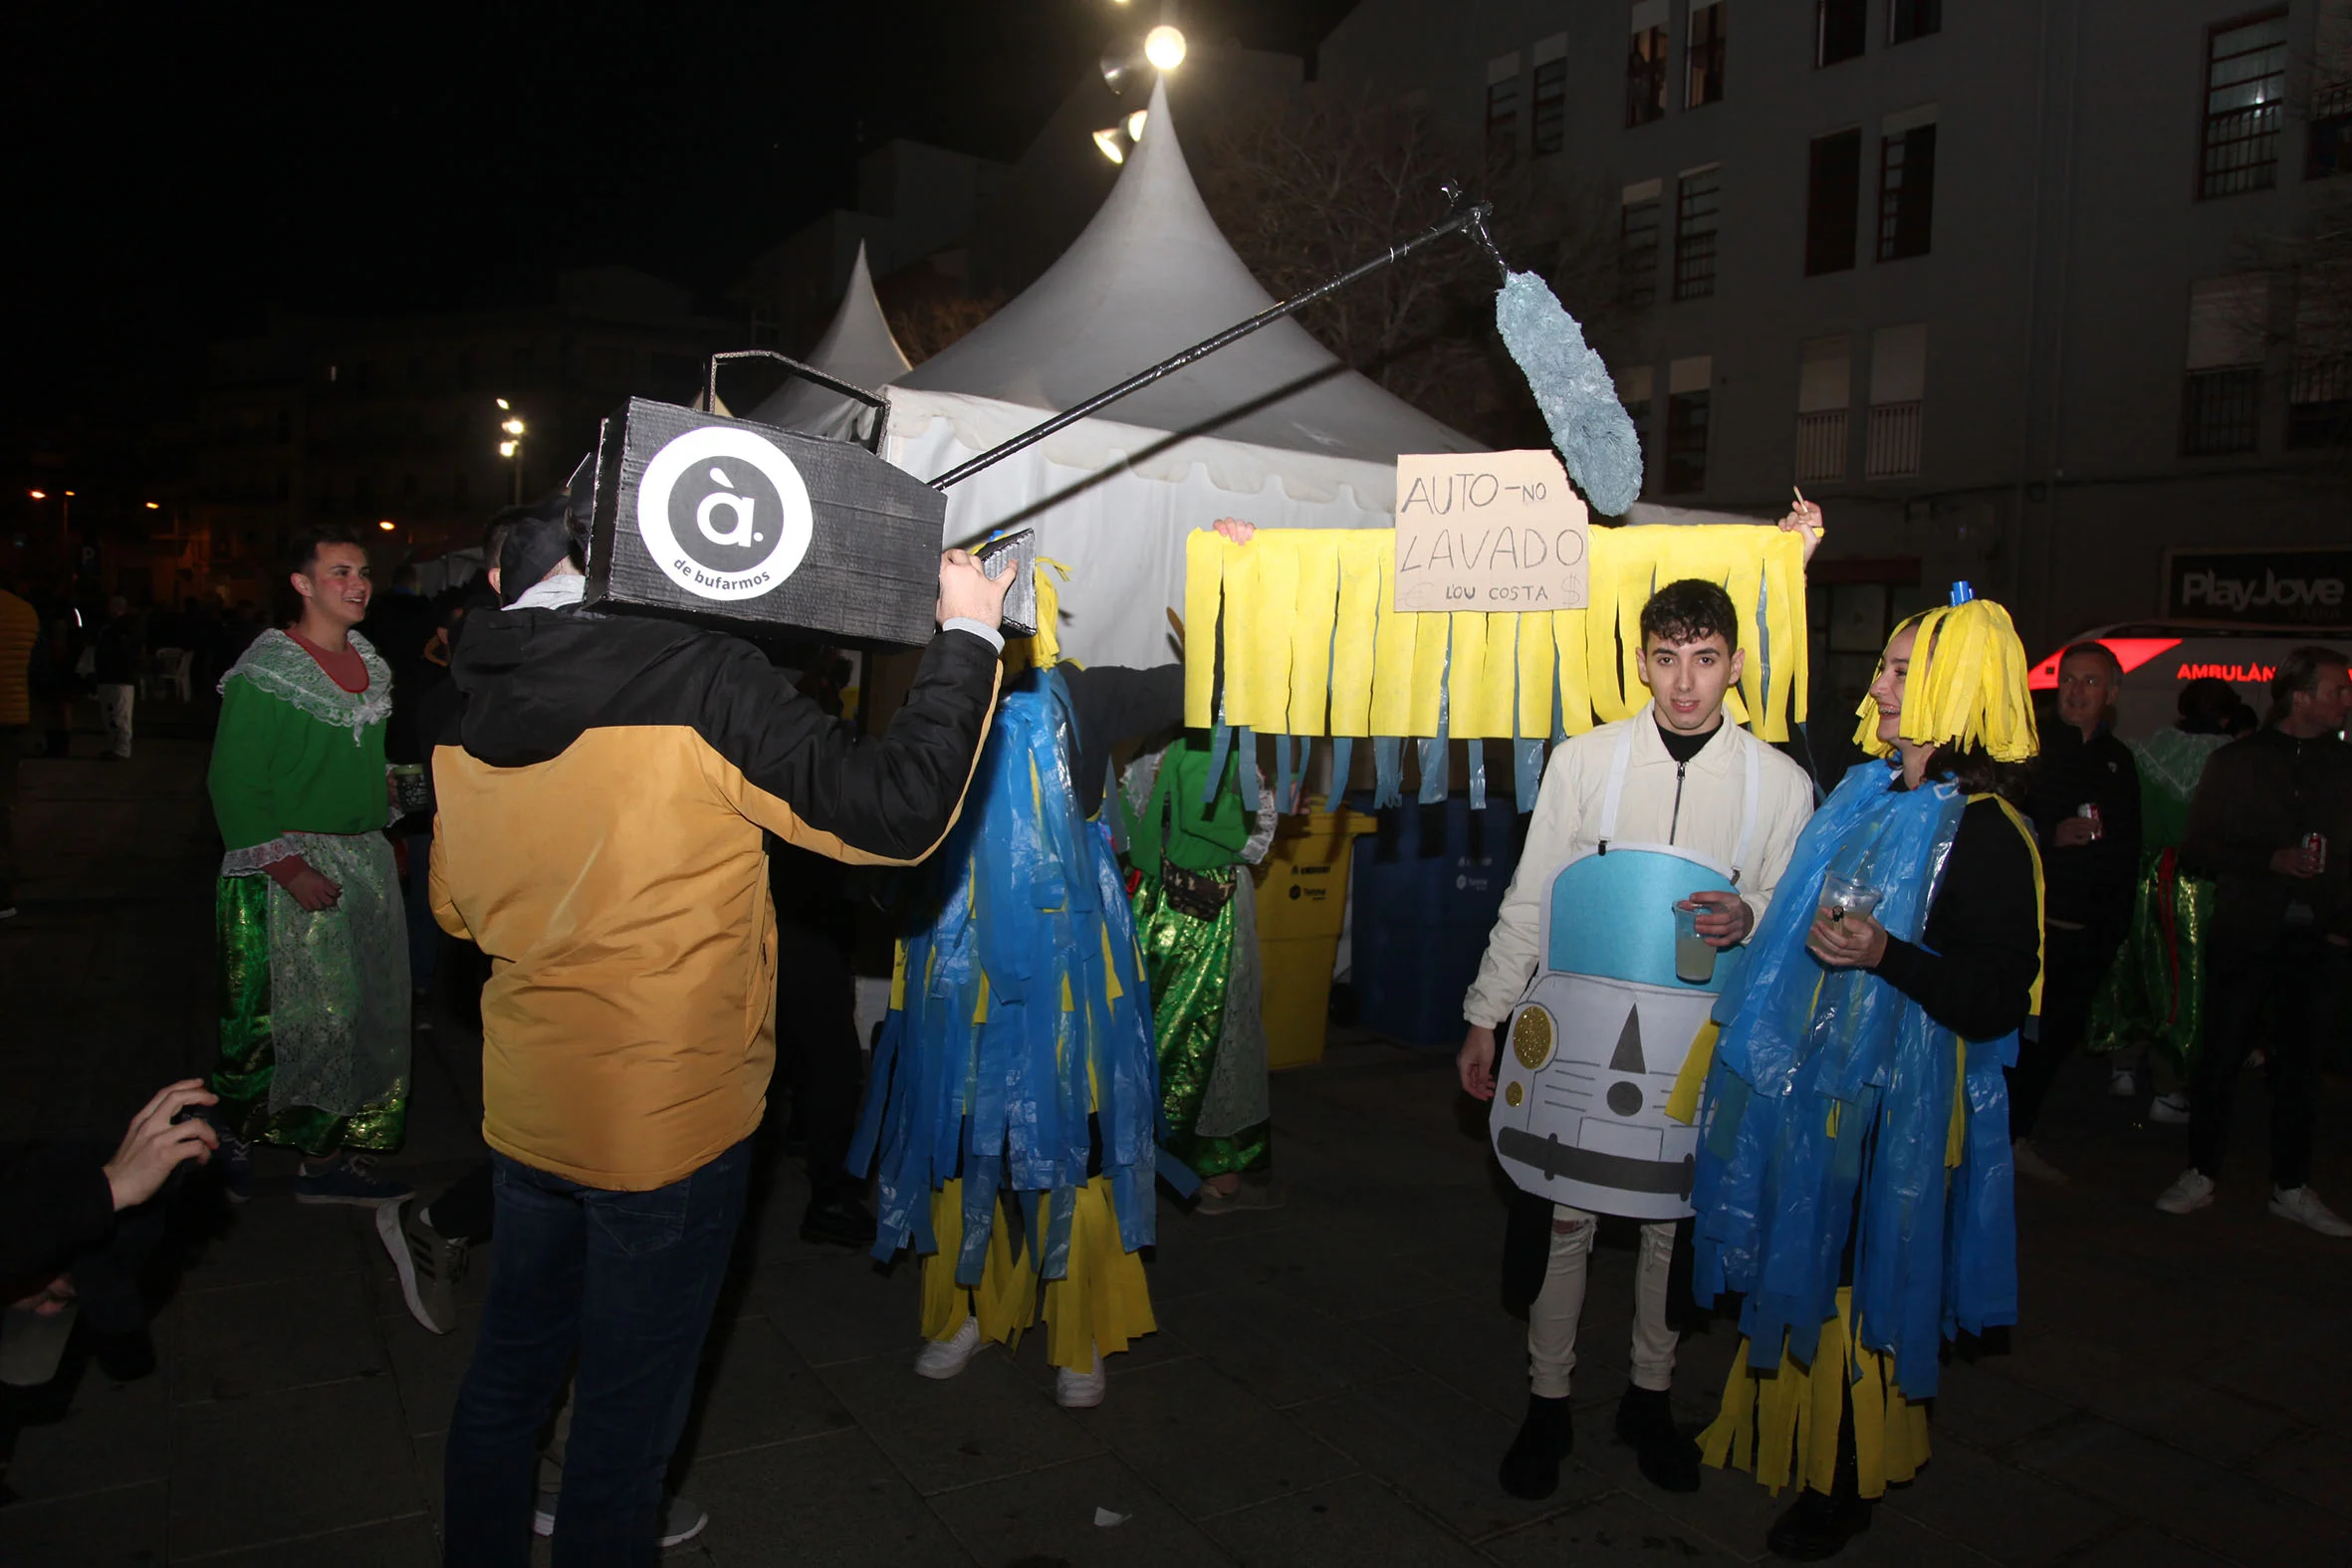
[212,839,409,1156]
[1132,868,1270,1178]
[2085,847,2212,1072]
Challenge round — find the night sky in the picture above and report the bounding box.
[7,0,1358,485]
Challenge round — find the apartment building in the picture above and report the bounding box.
[1319,0,2350,691]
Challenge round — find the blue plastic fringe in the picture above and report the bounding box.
[1372,738,1403,808]
[1326,737,1355,813]
[847,670,1160,1280]
[1688,762,2020,1400]
[1494,271,1644,518]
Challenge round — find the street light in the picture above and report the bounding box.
[495,400,527,503]
[377,519,397,533]
[1143,24,1186,71]
[144,501,160,511]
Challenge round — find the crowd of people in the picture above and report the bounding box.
[2,489,2347,1565]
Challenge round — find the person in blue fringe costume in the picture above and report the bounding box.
[847,652,1162,1412]
[1673,592,2045,1561]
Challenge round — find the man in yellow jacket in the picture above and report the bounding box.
[430,515,1008,1566]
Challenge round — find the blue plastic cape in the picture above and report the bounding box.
[1689,761,2020,1400]
[847,669,1160,1284]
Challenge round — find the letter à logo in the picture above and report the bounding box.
[636,426,813,601]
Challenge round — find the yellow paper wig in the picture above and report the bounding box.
[1853,596,2039,764]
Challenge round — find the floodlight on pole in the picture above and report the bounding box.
[496,397,511,411]
[1091,127,1127,164]
[1126,109,1147,140]
[377,519,396,533]
[502,417,526,436]
[28,490,44,500]
[499,440,518,458]
[144,501,160,510]
[1143,25,1185,70]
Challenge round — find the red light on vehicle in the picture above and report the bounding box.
[2026,638,2182,690]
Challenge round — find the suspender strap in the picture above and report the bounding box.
[1595,720,1637,849]
[1730,732,1762,886]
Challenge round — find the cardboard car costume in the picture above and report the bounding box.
[1490,724,1761,1222]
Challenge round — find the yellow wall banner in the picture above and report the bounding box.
[1185,524,1809,743]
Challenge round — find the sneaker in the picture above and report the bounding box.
[2108,1068,2137,1098]
[2155,1169,2216,1215]
[1055,1345,1106,1409]
[2149,1092,2191,1125]
[534,1491,708,1547]
[2268,1186,2352,1237]
[913,1315,982,1381]
[1615,1385,1700,1493]
[800,1191,878,1249]
[294,1153,412,1208]
[2010,1139,2070,1187]
[376,1200,467,1334]
[211,1126,253,1205]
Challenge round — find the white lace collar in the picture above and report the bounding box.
[218,628,393,745]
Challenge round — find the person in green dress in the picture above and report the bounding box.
[205,526,411,1206]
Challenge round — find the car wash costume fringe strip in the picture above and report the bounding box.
[1181,525,1807,809]
[848,665,1159,1373]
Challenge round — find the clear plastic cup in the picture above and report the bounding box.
[1674,903,1716,984]
[1820,873,1884,924]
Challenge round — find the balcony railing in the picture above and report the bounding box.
[1794,410,1849,482]
[1864,400,1922,478]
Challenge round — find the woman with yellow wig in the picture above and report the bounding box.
[1681,590,2044,1561]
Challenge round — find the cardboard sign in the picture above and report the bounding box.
[586,398,945,646]
[1393,450,1589,612]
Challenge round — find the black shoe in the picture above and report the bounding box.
[1499,1393,1574,1499]
[1615,1385,1701,1493]
[85,1326,157,1384]
[800,1191,877,1248]
[1766,1487,1872,1561]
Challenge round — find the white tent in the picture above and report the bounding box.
[751,242,913,440]
[882,80,1480,669]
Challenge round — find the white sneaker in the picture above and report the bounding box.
[2268,1186,2352,1237]
[2155,1169,2216,1215]
[914,1315,982,1380]
[1055,1344,1106,1409]
[2011,1138,2070,1186]
[2108,1068,2137,1098]
[2149,1092,2191,1125]
[534,1490,707,1546]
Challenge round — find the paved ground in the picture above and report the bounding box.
[4,728,2350,1566]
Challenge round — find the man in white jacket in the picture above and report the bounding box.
[1457,575,1815,1500]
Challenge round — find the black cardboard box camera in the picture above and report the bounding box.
[586,398,944,646]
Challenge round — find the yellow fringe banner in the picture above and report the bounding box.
[1184,525,1810,742]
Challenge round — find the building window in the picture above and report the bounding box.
[1806,129,1862,276]
[1664,356,1713,494]
[2289,287,2350,447]
[1486,52,1523,167]
[1621,180,1663,307]
[2199,13,2288,200]
[1795,335,1853,483]
[2183,275,2268,455]
[1674,165,1721,301]
[1530,36,1569,156]
[1817,0,1864,67]
[2309,78,2352,180]
[1627,2,1669,127]
[1866,324,1926,478]
[1687,1,1727,108]
[1888,0,1941,44]
[1877,112,1937,262]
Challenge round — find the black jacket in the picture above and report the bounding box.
[2183,726,2352,946]
[2023,723,2142,934]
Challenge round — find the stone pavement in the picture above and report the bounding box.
[4,732,2350,1566]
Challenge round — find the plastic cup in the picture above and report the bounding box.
[1820,873,1884,924]
[1674,903,1716,984]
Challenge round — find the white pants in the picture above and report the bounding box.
[1527,1204,1679,1398]
[95,684,134,759]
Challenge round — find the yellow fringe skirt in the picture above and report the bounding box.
[1698,1287,1932,1499]
[918,1176,1156,1373]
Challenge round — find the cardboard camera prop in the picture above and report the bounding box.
[584,396,1037,646]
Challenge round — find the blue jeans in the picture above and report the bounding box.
[442,1140,751,1567]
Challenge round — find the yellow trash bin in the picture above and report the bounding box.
[1253,807,1377,1069]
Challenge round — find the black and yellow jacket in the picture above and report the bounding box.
[430,606,999,1191]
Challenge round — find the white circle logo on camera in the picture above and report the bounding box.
[636,425,814,600]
